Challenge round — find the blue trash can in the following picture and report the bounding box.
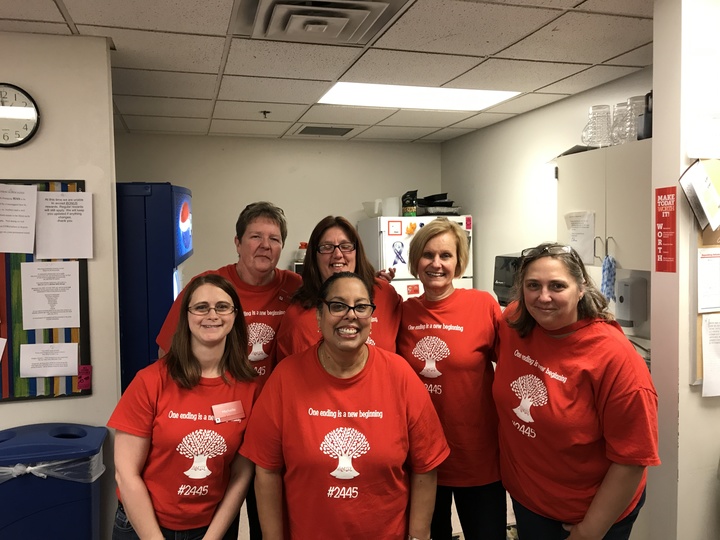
[0,423,107,540]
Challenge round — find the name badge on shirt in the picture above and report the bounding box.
[212,400,246,424]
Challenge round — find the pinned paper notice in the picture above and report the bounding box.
[702,313,720,397]
[564,211,595,265]
[20,343,78,378]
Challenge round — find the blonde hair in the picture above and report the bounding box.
[408,217,469,278]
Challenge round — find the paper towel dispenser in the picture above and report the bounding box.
[494,253,521,307]
[615,277,647,327]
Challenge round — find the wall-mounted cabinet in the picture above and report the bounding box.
[557,139,652,271]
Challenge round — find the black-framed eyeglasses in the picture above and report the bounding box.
[521,244,573,258]
[322,300,376,318]
[317,242,356,254]
[188,302,237,315]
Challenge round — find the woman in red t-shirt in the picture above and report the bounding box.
[397,217,507,540]
[109,274,259,540]
[276,215,402,359]
[495,243,660,540]
[243,272,449,540]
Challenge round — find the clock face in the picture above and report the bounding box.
[0,83,40,147]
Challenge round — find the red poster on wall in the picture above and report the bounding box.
[655,186,677,272]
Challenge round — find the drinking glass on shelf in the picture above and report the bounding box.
[611,102,629,145]
[626,95,646,141]
[581,105,612,147]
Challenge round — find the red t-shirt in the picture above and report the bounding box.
[108,359,259,530]
[494,313,660,523]
[156,265,302,384]
[397,288,501,487]
[240,343,449,540]
[275,278,402,361]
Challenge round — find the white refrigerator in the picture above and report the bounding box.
[357,215,474,300]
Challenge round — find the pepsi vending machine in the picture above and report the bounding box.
[116,183,193,392]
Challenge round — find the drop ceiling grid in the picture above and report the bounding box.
[1,0,655,141]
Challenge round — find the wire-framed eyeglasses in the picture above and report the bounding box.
[317,242,356,254]
[322,300,376,318]
[188,302,237,315]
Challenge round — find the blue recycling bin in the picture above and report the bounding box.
[0,423,107,540]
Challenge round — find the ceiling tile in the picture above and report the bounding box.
[606,43,653,66]
[0,0,64,22]
[578,0,654,18]
[210,119,292,137]
[341,49,481,86]
[124,115,209,133]
[0,20,70,34]
[225,39,360,80]
[63,0,233,35]
[418,127,476,141]
[79,26,225,72]
[500,12,653,64]
[353,125,438,140]
[214,101,308,122]
[379,109,476,128]
[374,0,560,56]
[453,112,517,129]
[446,58,589,92]
[113,95,213,117]
[486,92,569,114]
[218,76,331,104]
[539,65,641,93]
[300,105,396,125]
[112,69,218,99]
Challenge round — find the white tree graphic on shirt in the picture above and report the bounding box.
[177,429,227,479]
[247,322,274,361]
[320,427,370,479]
[365,336,376,346]
[510,374,548,423]
[412,336,450,378]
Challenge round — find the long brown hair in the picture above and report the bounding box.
[292,216,376,308]
[166,274,256,388]
[508,242,612,337]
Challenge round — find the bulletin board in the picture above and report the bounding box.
[0,180,91,402]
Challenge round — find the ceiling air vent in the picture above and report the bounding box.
[233,0,414,45]
[296,125,355,137]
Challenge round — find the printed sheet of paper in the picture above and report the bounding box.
[21,261,80,329]
[0,183,37,254]
[698,248,720,313]
[564,211,595,265]
[680,160,720,231]
[35,191,93,259]
[701,313,720,397]
[20,343,78,378]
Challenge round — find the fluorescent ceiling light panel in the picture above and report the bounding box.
[319,82,520,111]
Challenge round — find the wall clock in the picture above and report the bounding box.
[0,83,40,147]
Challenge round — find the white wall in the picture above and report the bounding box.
[0,32,119,536]
[114,134,442,279]
[442,68,653,294]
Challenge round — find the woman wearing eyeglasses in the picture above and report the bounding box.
[494,242,660,540]
[396,217,507,540]
[275,215,402,360]
[242,272,449,539]
[109,274,259,540]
